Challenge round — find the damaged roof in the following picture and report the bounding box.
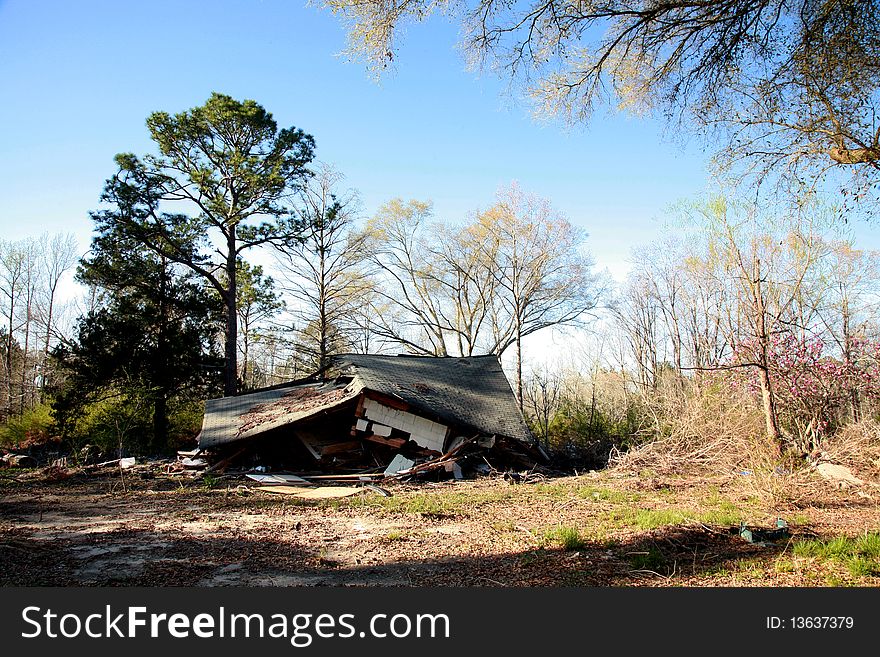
[335,354,534,445]
[198,354,534,449]
[198,381,360,449]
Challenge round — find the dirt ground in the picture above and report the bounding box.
[1,463,879,587]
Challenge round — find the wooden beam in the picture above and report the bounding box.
[363,434,407,448]
[363,390,410,412]
[319,440,363,457]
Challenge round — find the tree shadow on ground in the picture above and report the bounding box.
[0,523,788,587]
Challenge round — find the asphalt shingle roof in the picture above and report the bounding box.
[197,354,534,449]
[335,354,534,445]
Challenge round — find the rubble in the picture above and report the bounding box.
[193,354,549,484]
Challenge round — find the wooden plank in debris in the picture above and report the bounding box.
[388,435,480,479]
[363,390,411,412]
[205,447,247,473]
[245,474,311,486]
[257,486,364,499]
[301,473,384,480]
[319,440,363,457]
[296,434,323,460]
[354,394,366,418]
[362,434,407,448]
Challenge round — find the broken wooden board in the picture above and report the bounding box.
[245,473,311,486]
[300,473,385,481]
[319,440,363,457]
[363,434,407,448]
[257,485,364,499]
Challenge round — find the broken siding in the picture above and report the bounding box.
[362,398,448,453]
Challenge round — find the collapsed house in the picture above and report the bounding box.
[196,354,547,479]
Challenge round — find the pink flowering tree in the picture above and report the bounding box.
[725,333,880,453]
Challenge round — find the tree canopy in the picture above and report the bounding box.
[92,93,315,395]
[323,1,880,194]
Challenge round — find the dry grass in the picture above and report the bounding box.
[819,420,880,484]
[607,385,880,505]
[610,384,769,476]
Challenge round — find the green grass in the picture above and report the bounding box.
[542,526,588,550]
[694,507,743,527]
[576,485,642,504]
[604,508,689,531]
[791,532,880,577]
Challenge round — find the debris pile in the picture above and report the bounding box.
[193,354,549,486]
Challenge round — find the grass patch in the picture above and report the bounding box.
[542,526,587,550]
[791,532,880,577]
[576,486,642,504]
[695,508,743,527]
[770,532,880,584]
[605,508,689,531]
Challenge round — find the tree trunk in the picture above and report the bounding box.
[152,259,170,451]
[758,364,782,455]
[240,314,250,391]
[841,297,861,423]
[224,232,238,397]
[753,260,783,454]
[19,288,32,414]
[515,317,523,414]
[152,394,169,454]
[40,285,55,401]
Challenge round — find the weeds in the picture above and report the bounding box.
[791,532,880,577]
[542,526,587,550]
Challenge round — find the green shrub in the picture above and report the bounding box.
[68,393,153,456]
[0,404,54,447]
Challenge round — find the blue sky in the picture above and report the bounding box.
[0,0,877,288]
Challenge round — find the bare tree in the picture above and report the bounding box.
[0,240,26,419]
[478,183,601,409]
[364,198,488,356]
[695,198,829,452]
[277,164,372,373]
[612,268,661,393]
[523,364,563,449]
[37,232,79,397]
[813,241,880,421]
[365,185,601,410]
[235,260,284,389]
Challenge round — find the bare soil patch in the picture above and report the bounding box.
[1,465,878,586]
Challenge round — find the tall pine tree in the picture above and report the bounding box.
[53,228,223,453]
